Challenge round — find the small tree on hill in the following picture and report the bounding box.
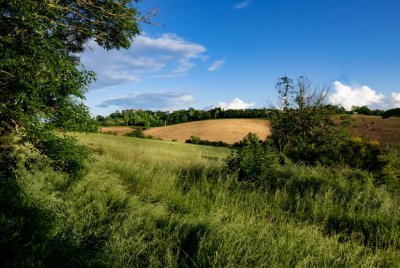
[269,76,350,164]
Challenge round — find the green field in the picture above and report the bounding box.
[6,133,400,267]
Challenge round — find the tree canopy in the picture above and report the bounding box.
[0,0,145,196]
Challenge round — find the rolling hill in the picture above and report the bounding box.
[143,118,270,144]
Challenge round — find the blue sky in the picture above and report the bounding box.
[82,0,400,116]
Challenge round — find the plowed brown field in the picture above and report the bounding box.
[350,115,400,145]
[143,119,270,144]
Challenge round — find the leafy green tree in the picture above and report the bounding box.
[0,0,146,194]
[382,108,400,118]
[353,105,371,115]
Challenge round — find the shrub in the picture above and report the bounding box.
[185,136,231,147]
[124,128,145,138]
[337,137,383,171]
[186,135,202,144]
[227,133,279,185]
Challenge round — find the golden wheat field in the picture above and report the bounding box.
[143,119,270,144]
[100,116,400,146]
[100,126,134,136]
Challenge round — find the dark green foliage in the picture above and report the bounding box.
[382,108,400,118]
[0,0,142,179]
[352,105,384,116]
[334,137,383,171]
[185,136,231,147]
[0,199,54,267]
[124,128,146,138]
[0,132,20,205]
[27,131,92,179]
[1,1,145,266]
[51,102,99,133]
[325,213,400,249]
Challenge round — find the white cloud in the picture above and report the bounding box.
[210,98,255,110]
[233,1,252,9]
[96,91,195,111]
[208,60,225,72]
[392,92,400,106]
[81,33,207,88]
[133,33,206,59]
[173,59,195,75]
[328,81,384,111]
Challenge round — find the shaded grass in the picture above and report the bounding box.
[4,133,400,267]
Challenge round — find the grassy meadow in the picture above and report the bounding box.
[5,133,400,267]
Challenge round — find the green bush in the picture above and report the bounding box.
[227,133,279,185]
[124,128,145,138]
[185,136,231,147]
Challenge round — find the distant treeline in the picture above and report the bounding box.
[96,107,272,127]
[382,108,400,118]
[352,106,400,118]
[351,106,384,116]
[96,105,400,127]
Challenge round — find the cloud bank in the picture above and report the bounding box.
[328,81,384,110]
[328,81,400,110]
[81,33,207,88]
[392,92,400,105]
[208,60,225,72]
[233,1,252,9]
[209,98,255,110]
[96,92,194,111]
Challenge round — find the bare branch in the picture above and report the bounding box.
[0,70,14,77]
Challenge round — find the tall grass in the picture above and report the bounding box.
[3,133,400,267]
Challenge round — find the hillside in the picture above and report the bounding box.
[99,116,400,146]
[349,115,400,145]
[7,133,399,266]
[143,118,270,144]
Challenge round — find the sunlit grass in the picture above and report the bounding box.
[11,133,400,267]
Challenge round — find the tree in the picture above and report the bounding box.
[382,108,400,118]
[353,105,371,115]
[0,0,147,196]
[269,76,350,164]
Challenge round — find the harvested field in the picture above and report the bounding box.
[99,116,400,146]
[349,115,400,145]
[100,126,133,136]
[144,119,270,144]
